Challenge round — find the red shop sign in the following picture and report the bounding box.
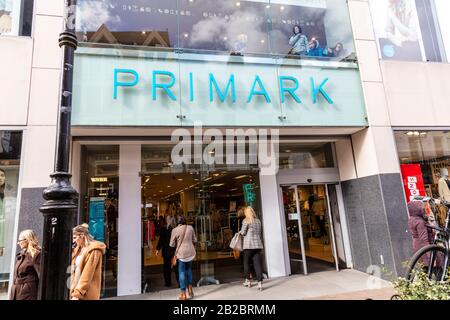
[400,164,426,203]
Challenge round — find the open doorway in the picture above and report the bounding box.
[281,184,346,275]
[140,169,263,292]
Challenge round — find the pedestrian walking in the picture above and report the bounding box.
[240,206,264,291]
[170,215,197,300]
[70,223,106,300]
[10,229,41,300]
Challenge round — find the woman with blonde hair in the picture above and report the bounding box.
[70,223,106,300]
[10,229,41,300]
[239,206,264,291]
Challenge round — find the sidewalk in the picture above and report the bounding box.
[108,269,396,300]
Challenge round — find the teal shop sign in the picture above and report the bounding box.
[113,69,334,105]
[72,49,368,127]
[243,184,256,204]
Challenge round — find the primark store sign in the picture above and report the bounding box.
[72,52,367,127]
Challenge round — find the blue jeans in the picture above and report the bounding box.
[177,260,193,291]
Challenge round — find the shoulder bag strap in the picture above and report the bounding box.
[174,225,188,258]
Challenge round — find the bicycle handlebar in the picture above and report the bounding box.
[425,224,447,235]
[412,196,450,207]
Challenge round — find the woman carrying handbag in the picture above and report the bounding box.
[170,215,197,300]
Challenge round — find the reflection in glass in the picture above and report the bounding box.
[80,145,119,298]
[279,142,335,169]
[75,0,357,62]
[395,131,450,199]
[0,131,22,299]
[0,0,34,36]
[76,0,178,48]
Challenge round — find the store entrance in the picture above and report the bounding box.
[140,169,261,292]
[281,184,345,275]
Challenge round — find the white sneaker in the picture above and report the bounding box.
[243,279,251,288]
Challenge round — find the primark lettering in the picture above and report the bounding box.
[113,69,334,105]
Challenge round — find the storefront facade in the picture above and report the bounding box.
[69,0,370,298]
[3,0,450,299]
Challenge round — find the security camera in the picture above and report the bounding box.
[307,179,312,183]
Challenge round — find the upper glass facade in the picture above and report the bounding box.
[76,0,356,62]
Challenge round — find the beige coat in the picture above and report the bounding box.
[170,224,197,260]
[438,178,450,202]
[70,240,106,300]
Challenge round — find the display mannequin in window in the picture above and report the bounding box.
[438,168,450,202]
[0,0,13,34]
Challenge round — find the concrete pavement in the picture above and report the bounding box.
[107,269,396,300]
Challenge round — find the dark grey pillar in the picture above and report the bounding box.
[341,173,412,280]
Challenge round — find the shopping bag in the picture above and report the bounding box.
[229,233,243,252]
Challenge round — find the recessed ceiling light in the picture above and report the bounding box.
[177,178,183,181]
[280,6,285,10]
[236,2,241,6]
[266,5,270,9]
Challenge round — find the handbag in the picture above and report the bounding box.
[229,232,243,252]
[171,225,187,268]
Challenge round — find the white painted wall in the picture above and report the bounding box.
[118,144,142,296]
[335,139,357,181]
[259,173,289,278]
[381,61,450,127]
[0,37,33,125]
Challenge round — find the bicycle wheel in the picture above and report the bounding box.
[406,245,448,282]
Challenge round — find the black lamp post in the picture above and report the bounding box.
[38,0,78,300]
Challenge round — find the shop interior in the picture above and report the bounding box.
[140,168,261,292]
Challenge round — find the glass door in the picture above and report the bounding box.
[282,184,343,275]
[281,185,307,275]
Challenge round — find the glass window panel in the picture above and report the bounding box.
[76,0,178,48]
[79,145,119,298]
[395,131,450,199]
[0,131,22,298]
[178,0,270,55]
[0,0,34,36]
[369,0,444,62]
[269,0,356,62]
[279,142,335,169]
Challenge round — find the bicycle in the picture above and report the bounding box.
[405,196,450,282]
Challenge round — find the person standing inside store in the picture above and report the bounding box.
[438,168,450,202]
[70,223,106,300]
[240,206,264,291]
[9,230,41,300]
[156,215,178,287]
[170,215,197,300]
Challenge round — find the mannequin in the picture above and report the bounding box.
[438,168,450,202]
[0,0,13,35]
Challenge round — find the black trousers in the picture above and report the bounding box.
[243,249,263,282]
[163,256,179,286]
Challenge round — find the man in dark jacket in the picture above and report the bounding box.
[156,216,178,287]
